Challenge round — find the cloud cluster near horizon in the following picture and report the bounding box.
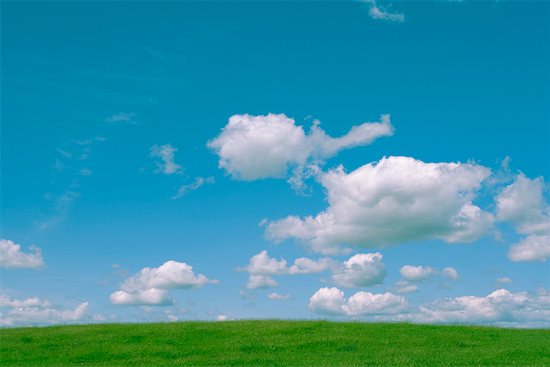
[308,287,550,326]
[110,260,217,306]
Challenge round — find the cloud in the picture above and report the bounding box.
[110,260,217,306]
[508,235,550,262]
[331,253,386,288]
[0,295,88,327]
[308,288,550,327]
[208,113,393,181]
[413,289,550,326]
[366,1,405,23]
[309,287,407,316]
[240,250,334,289]
[109,288,173,306]
[496,174,550,236]
[246,275,278,289]
[106,112,136,124]
[268,292,291,301]
[150,144,183,175]
[496,277,512,284]
[216,314,228,321]
[38,191,79,230]
[441,267,459,280]
[266,156,494,254]
[172,176,215,200]
[396,265,459,293]
[395,281,419,294]
[0,239,44,269]
[400,265,435,282]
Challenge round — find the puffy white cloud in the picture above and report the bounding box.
[150,144,183,175]
[241,250,334,289]
[242,251,387,289]
[508,235,550,262]
[110,260,217,306]
[496,174,550,236]
[331,253,386,288]
[414,289,550,325]
[216,314,228,321]
[268,292,291,301]
[308,288,550,326]
[400,265,435,282]
[0,295,88,327]
[309,287,407,316]
[109,288,173,306]
[366,1,405,23]
[0,239,44,269]
[208,113,393,181]
[266,156,494,254]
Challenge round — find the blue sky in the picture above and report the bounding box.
[1,1,549,326]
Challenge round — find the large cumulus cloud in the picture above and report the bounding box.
[208,113,393,181]
[266,156,494,254]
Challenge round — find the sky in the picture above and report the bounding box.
[1,0,549,327]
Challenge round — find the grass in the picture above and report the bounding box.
[1,320,549,366]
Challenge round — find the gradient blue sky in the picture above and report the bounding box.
[1,1,549,326]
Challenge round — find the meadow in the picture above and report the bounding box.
[1,320,549,366]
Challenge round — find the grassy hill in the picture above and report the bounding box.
[1,320,549,366]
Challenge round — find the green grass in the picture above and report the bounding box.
[1,321,549,366]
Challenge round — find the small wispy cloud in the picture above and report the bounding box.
[364,0,405,23]
[38,191,79,230]
[150,144,183,175]
[106,112,137,124]
[79,168,93,176]
[172,177,215,199]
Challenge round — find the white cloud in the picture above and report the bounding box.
[208,113,393,181]
[308,288,550,327]
[110,260,217,306]
[268,292,291,301]
[109,288,173,306]
[400,265,435,282]
[0,295,50,308]
[395,281,419,294]
[0,295,88,327]
[241,250,334,289]
[508,235,550,262]
[266,156,494,254]
[367,1,405,23]
[150,144,183,175]
[106,112,136,124]
[172,176,215,199]
[331,253,386,288]
[396,265,459,293]
[441,267,459,280]
[246,275,278,289]
[414,289,550,326]
[0,239,44,269]
[496,174,550,236]
[216,314,228,321]
[496,277,512,284]
[309,287,407,316]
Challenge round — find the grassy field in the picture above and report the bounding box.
[1,320,549,366]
